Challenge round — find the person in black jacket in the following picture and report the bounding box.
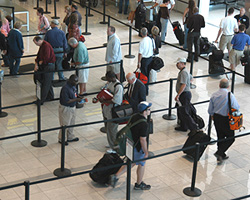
[0,21,7,67]
[125,72,146,113]
[234,8,249,31]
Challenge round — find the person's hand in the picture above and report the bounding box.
[64,53,67,58]
[175,95,179,101]
[22,50,24,53]
[137,63,141,69]
[2,50,7,55]
[34,64,38,72]
[144,152,148,158]
[214,39,218,43]
[38,61,43,65]
[70,62,75,66]
[76,98,82,102]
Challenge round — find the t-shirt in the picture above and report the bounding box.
[220,15,238,35]
[231,32,250,51]
[139,36,154,58]
[60,82,77,107]
[156,0,175,10]
[176,67,192,93]
[73,41,89,65]
[130,113,148,152]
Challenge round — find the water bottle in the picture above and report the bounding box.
[79,98,88,104]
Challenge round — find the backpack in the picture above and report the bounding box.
[115,116,146,156]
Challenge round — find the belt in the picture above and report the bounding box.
[53,47,63,48]
[222,34,233,36]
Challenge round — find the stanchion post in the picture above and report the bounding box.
[103,16,110,47]
[86,1,93,17]
[120,60,123,82]
[52,0,60,19]
[12,7,15,27]
[183,143,202,197]
[34,0,39,9]
[69,0,72,5]
[124,26,135,58]
[100,0,108,24]
[53,126,72,177]
[231,71,235,93]
[44,0,51,14]
[147,113,154,157]
[225,3,228,17]
[82,2,91,35]
[162,79,176,120]
[0,81,8,118]
[126,159,131,200]
[24,181,30,200]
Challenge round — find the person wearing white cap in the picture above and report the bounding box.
[110,101,151,190]
[175,58,197,134]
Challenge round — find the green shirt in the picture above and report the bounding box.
[73,41,89,65]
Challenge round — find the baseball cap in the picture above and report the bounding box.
[138,101,152,112]
[176,58,186,63]
[51,19,59,25]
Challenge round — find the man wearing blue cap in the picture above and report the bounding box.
[110,101,151,190]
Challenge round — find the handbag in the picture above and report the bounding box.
[149,57,164,71]
[112,100,133,124]
[228,92,243,130]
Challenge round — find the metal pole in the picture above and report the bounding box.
[126,159,131,200]
[162,79,176,120]
[124,26,135,58]
[100,0,108,24]
[24,181,30,200]
[120,59,124,82]
[52,0,60,19]
[231,71,235,93]
[82,2,91,35]
[103,16,110,47]
[225,3,228,17]
[87,1,93,17]
[69,0,72,5]
[183,143,202,197]
[0,82,8,118]
[12,7,15,26]
[34,0,39,9]
[44,0,51,14]
[207,115,212,137]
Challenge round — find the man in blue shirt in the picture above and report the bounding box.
[58,74,82,145]
[229,24,250,73]
[44,19,68,81]
[208,79,240,164]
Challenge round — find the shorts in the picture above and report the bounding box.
[107,63,120,74]
[134,148,145,166]
[229,49,243,66]
[76,63,89,83]
[219,35,233,52]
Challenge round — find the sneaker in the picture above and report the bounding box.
[67,137,79,142]
[134,182,151,190]
[107,149,116,154]
[110,174,119,188]
[100,127,107,133]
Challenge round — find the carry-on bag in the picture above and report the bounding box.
[209,50,225,75]
[135,1,146,29]
[200,37,217,55]
[240,48,250,84]
[169,19,184,45]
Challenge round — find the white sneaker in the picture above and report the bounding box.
[107,149,116,154]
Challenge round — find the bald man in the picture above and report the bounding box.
[125,72,146,113]
[234,8,249,31]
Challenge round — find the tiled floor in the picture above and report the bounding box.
[0,0,250,199]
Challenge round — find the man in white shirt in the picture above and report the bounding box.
[215,7,238,53]
[137,27,154,95]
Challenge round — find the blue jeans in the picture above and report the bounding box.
[118,0,129,14]
[9,55,21,75]
[183,24,189,49]
[160,18,169,42]
[53,48,65,80]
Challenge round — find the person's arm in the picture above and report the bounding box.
[182,8,189,25]
[140,136,148,158]
[215,28,222,43]
[137,53,142,69]
[175,83,186,101]
[170,3,175,10]
[151,2,159,9]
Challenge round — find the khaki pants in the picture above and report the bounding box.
[229,49,243,66]
[219,35,233,52]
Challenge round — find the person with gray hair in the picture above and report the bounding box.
[125,72,146,112]
[7,21,24,76]
[137,27,154,95]
[208,78,240,164]
[68,37,89,103]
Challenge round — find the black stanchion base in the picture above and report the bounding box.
[162,114,176,120]
[53,168,71,177]
[100,21,108,24]
[34,7,38,9]
[190,83,196,89]
[86,14,94,17]
[82,32,91,35]
[52,16,60,19]
[0,111,8,118]
[148,151,154,157]
[124,55,135,59]
[103,43,107,47]
[183,187,202,197]
[44,11,51,14]
[31,140,47,147]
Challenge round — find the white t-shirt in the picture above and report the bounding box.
[139,36,154,58]
[220,15,238,35]
[156,0,175,9]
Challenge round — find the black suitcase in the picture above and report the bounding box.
[211,49,224,61]
[135,2,146,29]
[240,49,250,84]
[183,130,211,159]
[142,21,156,35]
[170,20,184,45]
[209,54,225,75]
[200,37,217,55]
[244,65,250,84]
[89,153,123,185]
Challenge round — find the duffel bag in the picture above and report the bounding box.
[112,103,133,123]
[149,57,164,71]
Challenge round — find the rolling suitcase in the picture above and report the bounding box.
[209,50,225,75]
[135,2,146,29]
[89,153,123,185]
[170,19,184,45]
[183,130,211,159]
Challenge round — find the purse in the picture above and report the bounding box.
[228,92,243,130]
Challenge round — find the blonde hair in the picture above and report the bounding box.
[151,26,159,36]
[65,5,71,13]
[14,21,22,29]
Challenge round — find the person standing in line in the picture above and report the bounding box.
[118,0,129,14]
[7,22,24,76]
[44,19,68,81]
[67,13,80,41]
[68,4,82,34]
[174,58,197,134]
[208,79,240,164]
[0,21,7,67]
[33,36,55,104]
[110,101,152,190]
[151,0,175,13]
[62,5,71,34]
[215,7,238,54]
[36,7,50,35]
[127,0,138,25]
[58,74,82,146]
[159,0,170,43]
[234,8,249,32]
[104,26,122,81]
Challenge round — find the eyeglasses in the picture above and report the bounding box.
[147,108,151,111]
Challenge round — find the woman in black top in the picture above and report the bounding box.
[159,0,170,43]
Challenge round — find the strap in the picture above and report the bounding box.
[114,82,122,88]
[228,92,232,115]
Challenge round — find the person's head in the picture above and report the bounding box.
[5,15,12,23]
[68,37,78,48]
[68,74,78,86]
[65,5,71,14]
[37,7,44,16]
[239,24,246,32]
[151,26,159,36]
[176,58,186,70]
[105,71,117,82]
[33,36,43,46]
[14,21,22,30]
[50,19,59,28]
[188,0,196,11]
[107,26,115,36]
[240,8,246,17]
[228,7,234,15]
[126,72,136,84]
[69,13,78,25]
[140,27,148,37]
[219,78,229,88]
[71,4,78,12]
[138,101,152,116]
[193,7,199,14]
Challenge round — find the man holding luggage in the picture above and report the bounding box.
[208,79,240,164]
[174,58,197,135]
[110,101,152,190]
